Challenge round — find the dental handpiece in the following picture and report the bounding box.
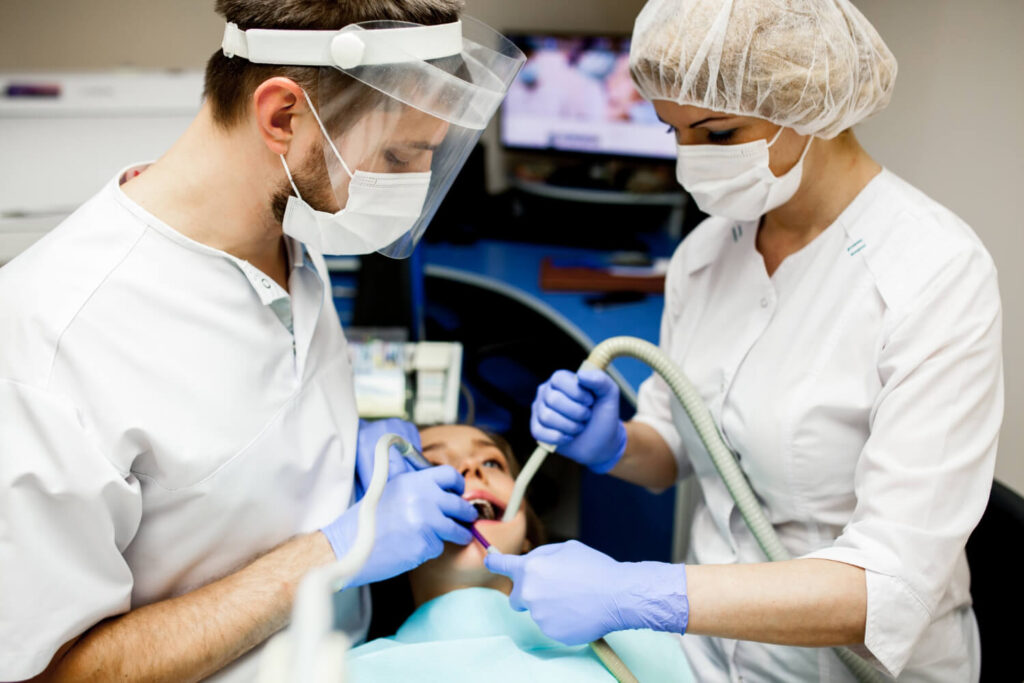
[465,523,498,554]
[394,439,433,471]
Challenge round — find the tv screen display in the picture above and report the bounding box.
[501,34,676,160]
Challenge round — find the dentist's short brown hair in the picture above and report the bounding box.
[203,0,463,128]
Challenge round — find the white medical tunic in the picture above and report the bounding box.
[0,169,367,681]
[634,170,1002,682]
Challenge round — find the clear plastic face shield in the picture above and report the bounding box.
[222,17,525,258]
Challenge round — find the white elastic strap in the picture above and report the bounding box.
[300,90,354,178]
[279,155,303,199]
[766,125,813,162]
[221,20,463,67]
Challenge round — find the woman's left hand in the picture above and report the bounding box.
[485,540,689,644]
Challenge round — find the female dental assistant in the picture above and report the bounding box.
[486,1,1003,681]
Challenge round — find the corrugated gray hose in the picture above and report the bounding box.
[504,336,884,683]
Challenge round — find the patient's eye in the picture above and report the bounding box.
[483,458,505,471]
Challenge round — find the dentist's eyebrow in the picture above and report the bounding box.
[396,141,440,151]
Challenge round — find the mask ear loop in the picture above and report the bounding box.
[766,125,786,148]
[279,155,303,200]
[766,125,814,165]
[300,89,354,179]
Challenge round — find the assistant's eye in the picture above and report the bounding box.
[385,150,409,167]
[707,129,737,143]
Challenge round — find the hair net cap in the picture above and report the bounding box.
[629,0,897,139]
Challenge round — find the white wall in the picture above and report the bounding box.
[1,1,1020,494]
[853,1,1024,496]
[0,0,646,69]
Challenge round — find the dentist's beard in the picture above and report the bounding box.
[270,141,336,224]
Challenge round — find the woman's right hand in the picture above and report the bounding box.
[530,369,626,473]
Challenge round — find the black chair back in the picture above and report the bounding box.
[965,479,1024,682]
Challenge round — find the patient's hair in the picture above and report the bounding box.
[204,0,463,128]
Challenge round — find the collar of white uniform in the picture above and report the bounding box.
[682,217,758,275]
[221,19,462,68]
[111,165,302,307]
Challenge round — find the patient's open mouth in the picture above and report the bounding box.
[466,495,505,521]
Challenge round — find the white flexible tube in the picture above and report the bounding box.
[505,336,884,683]
[502,442,555,523]
[287,433,408,683]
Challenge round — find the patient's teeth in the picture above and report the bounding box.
[471,499,496,520]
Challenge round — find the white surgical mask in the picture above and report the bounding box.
[675,127,813,222]
[280,91,432,256]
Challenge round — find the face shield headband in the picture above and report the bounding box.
[222,17,525,258]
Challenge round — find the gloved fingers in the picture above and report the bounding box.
[533,402,585,435]
[435,492,479,524]
[546,370,595,406]
[386,450,413,479]
[541,388,593,422]
[382,418,422,450]
[508,588,528,612]
[419,532,445,561]
[421,464,466,495]
[432,517,474,546]
[485,552,524,580]
[527,542,569,558]
[530,410,574,446]
[576,368,617,398]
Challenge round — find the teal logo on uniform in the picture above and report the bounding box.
[731,225,743,242]
[847,238,866,256]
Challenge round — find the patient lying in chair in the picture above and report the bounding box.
[346,424,694,682]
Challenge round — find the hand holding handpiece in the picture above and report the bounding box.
[321,433,478,586]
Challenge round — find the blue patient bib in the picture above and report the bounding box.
[348,587,694,682]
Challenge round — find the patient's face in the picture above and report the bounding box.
[418,425,530,574]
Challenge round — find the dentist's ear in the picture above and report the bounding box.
[253,77,307,156]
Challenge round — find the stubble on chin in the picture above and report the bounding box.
[271,143,335,223]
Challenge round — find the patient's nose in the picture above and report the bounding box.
[459,458,490,482]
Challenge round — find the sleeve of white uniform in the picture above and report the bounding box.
[0,380,141,680]
[632,249,694,482]
[801,249,1002,678]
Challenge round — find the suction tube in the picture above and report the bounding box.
[503,336,884,683]
[277,434,418,683]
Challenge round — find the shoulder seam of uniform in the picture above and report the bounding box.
[0,377,133,477]
[44,226,150,390]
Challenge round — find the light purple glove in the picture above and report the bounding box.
[485,540,688,645]
[530,369,627,473]
[353,418,419,501]
[322,466,477,586]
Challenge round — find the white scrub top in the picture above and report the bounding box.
[0,168,367,681]
[635,169,1001,682]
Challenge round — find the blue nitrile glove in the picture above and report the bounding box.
[322,466,477,587]
[354,418,420,501]
[530,369,627,473]
[485,540,688,645]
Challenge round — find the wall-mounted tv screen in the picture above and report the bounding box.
[501,33,676,160]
